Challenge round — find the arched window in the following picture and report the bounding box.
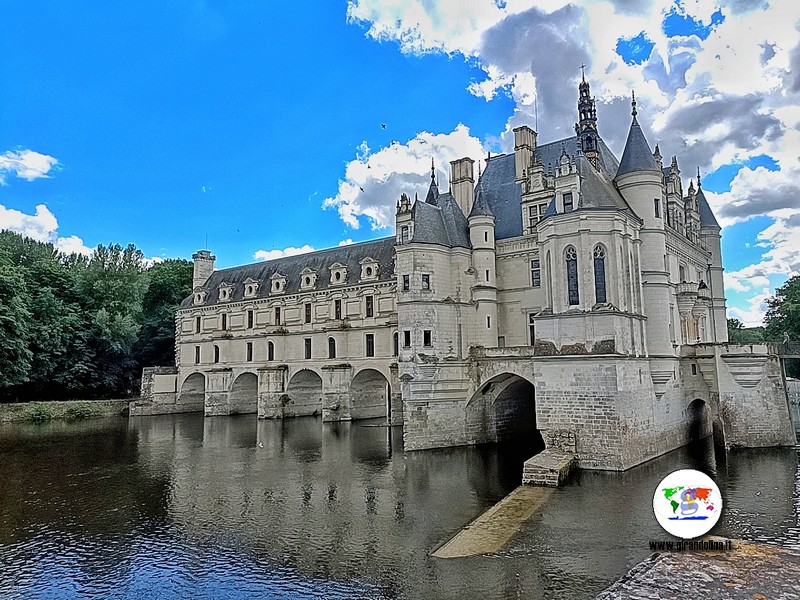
[593,245,607,304]
[565,246,579,305]
[267,341,274,361]
[328,337,336,359]
[213,345,220,363]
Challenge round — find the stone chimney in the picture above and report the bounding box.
[513,125,537,182]
[192,250,215,289]
[450,157,475,217]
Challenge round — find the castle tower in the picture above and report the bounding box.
[696,177,728,342]
[468,182,498,348]
[576,70,600,168]
[192,250,216,289]
[615,92,673,357]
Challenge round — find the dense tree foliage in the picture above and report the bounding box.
[0,231,192,401]
[726,318,766,343]
[764,275,800,378]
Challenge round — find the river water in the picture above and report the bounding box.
[0,414,797,599]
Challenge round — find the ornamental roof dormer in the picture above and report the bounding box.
[300,267,317,290]
[270,272,287,295]
[329,262,348,285]
[359,257,379,282]
[242,277,259,299]
[193,287,208,306]
[218,281,234,302]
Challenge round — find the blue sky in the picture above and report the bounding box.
[1,1,798,326]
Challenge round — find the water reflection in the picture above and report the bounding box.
[0,414,797,599]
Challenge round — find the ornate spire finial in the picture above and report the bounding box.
[697,166,701,189]
[631,90,637,117]
[580,63,586,82]
[431,157,435,181]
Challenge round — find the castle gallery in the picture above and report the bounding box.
[137,79,795,473]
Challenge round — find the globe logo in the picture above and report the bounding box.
[652,469,723,539]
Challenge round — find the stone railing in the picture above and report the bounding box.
[469,345,536,359]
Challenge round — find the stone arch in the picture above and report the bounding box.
[466,373,544,451]
[179,372,205,406]
[687,398,712,443]
[285,369,323,417]
[350,368,390,421]
[230,372,258,415]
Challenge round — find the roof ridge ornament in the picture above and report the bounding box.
[631,90,637,117]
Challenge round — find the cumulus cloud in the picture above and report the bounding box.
[338,239,355,246]
[323,124,485,230]
[0,149,58,184]
[0,203,93,256]
[253,244,316,262]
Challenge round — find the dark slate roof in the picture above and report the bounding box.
[695,188,720,228]
[180,237,396,308]
[424,176,440,205]
[575,154,638,216]
[468,181,495,218]
[616,116,660,177]
[411,192,470,248]
[479,153,523,239]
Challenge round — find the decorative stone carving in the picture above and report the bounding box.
[721,354,767,388]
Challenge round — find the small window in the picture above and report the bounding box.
[485,269,490,282]
[365,295,374,318]
[401,226,409,244]
[393,332,398,357]
[691,363,697,375]
[366,266,373,276]
[335,272,341,281]
[213,345,220,363]
[304,338,312,360]
[221,314,227,331]
[305,303,312,324]
[267,341,274,361]
[531,259,541,287]
[421,274,430,290]
[334,299,342,320]
[328,337,336,359]
[403,330,411,348]
[194,345,200,364]
[654,198,661,218]
[246,342,253,362]
[195,316,201,333]
[529,314,535,345]
[247,310,254,329]
[563,192,573,212]
[402,275,410,291]
[365,333,375,357]
[423,330,432,347]
[484,231,488,242]
[487,316,491,329]
[274,306,281,324]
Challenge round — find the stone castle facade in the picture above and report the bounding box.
[136,79,796,472]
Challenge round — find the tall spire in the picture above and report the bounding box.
[616,92,659,177]
[424,158,440,205]
[576,71,600,169]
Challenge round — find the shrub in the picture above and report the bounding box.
[24,403,54,423]
[64,402,99,421]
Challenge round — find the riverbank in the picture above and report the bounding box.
[0,399,129,423]
[595,537,800,599]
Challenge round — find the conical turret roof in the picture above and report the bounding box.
[616,93,660,177]
[468,179,495,219]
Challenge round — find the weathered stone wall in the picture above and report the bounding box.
[788,378,800,439]
[131,366,204,416]
[0,399,129,423]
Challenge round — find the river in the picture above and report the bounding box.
[0,414,797,599]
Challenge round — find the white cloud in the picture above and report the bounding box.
[0,149,58,184]
[323,123,485,230]
[253,244,316,262]
[0,203,93,256]
[727,288,772,328]
[338,239,355,246]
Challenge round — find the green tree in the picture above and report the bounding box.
[765,275,800,378]
[135,259,193,369]
[0,263,33,388]
[726,318,765,343]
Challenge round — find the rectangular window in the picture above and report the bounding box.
[654,198,661,218]
[691,363,697,375]
[393,332,398,356]
[563,192,573,213]
[194,346,200,364]
[403,330,411,348]
[305,303,312,323]
[328,337,336,359]
[423,330,432,347]
[484,231,488,242]
[274,306,281,325]
[528,205,537,233]
[365,295,374,318]
[246,342,253,362]
[531,259,541,287]
[487,316,491,329]
[365,333,375,357]
[402,274,410,291]
[498,336,505,348]
[334,299,342,320]
[247,310,254,329]
[196,316,201,333]
[485,269,490,282]
[401,226,409,244]
[421,274,430,290]
[221,313,227,331]
[529,314,536,346]
[304,338,312,360]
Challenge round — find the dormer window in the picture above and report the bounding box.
[563,192,574,213]
[270,272,287,295]
[330,263,347,286]
[243,278,259,299]
[218,282,234,303]
[193,289,208,306]
[300,267,317,290]
[360,257,379,282]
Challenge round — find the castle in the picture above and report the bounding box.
[136,78,795,473]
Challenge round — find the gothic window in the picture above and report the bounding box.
[594,245,607,304]
[365,333,375,357]
[566,246,579,305]
[563,192,574,213]
[530,259,541,287]
[267,341,274,361]
[328,337,336,359]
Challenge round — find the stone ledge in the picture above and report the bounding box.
[522,449,577,487]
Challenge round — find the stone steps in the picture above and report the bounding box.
[522,449,577,487]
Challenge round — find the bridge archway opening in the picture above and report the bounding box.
[179,373,205,405]
[286,370,323,417]
[687,398,712,443]
[230,372,258,414]
[350,369,389,421]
